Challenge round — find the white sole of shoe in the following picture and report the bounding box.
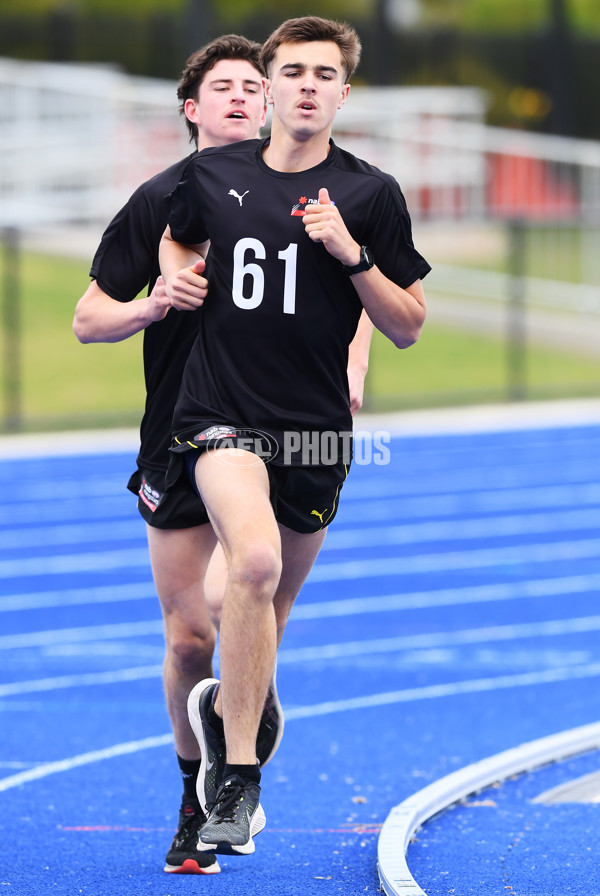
[187,677,220,815]
[199,803,266,856]
[260,665,285,768]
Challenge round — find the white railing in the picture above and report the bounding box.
[3,58,600,228]
[0,57,188,227]
[2,57,600,327]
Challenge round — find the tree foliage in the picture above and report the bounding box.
[2,0,600,34]
[419,0,600,34]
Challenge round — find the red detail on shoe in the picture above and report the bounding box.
[166,858,219,875]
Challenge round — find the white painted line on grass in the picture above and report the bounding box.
[377,721,600,896]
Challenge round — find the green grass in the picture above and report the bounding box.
[1,249,599,433]
[1,251,144,431]
[366,325,600,411]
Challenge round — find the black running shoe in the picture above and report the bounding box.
[256,672,284,768]
[197,775,266,855]
[187,678,226,816]
[163,801,221,874]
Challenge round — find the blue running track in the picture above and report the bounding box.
[1,407,599,895]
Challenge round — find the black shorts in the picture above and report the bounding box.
[175,445,349,535]
[127,467,210,530]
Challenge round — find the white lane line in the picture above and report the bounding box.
[278,615,600,663]
[3,507,600,554]
[0,403,598,462]
[0,583,155,613]
[3,617,599,698]
[532,768,600,805]
[0,620,164,650]
[341,469,600,502]
[0,665,163,697]
[1,481,598,531]
[3,612,598,660]
[323,508,600,549]
[0,428,138,460]
[0,548,150,578]
[356,399,600,434]
[293,573,600,619]
[0,478,128,504]
[341,483,600,515]
[0,503,131,528]
[0,521,143,550]
[377,721,600,896]
[308,538,600,582]
[2,571,598,618]
[283,662,600,720]
[4,666,600,795]
[1,537,598,581]
[3,615,599,698]
[3,481,599,525]
[0,734,173,793]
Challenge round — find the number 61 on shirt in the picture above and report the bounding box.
[232,238,297,314]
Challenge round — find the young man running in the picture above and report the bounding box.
[160,16,431,858]
[74,32,371,872]
[73,35,271,876]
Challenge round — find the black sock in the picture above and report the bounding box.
[224,763,261,785]
[177,754,201,805]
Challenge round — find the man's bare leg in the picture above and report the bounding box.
[190,449,329,854]
[147,522,219,759]
[193,448,282,766]
[272,522,327,643]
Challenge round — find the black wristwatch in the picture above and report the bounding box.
[341,245,374,275]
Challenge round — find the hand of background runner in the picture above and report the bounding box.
[148,276,171,322]
[166,258,208,311]
[302,187,361,268]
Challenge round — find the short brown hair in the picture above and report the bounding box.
[260,16,361,83]
[177,34,264,144]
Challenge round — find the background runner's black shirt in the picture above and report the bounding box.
[90,152,199,473]
[168,138,431,466]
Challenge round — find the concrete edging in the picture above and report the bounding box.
[377,721,600,896]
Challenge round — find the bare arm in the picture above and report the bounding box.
[347,310,374,416]
[72,277,170,344]
[159,226,210,311]
[303,188,426,349]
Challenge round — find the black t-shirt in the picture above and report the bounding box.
[90,152,199,473]
[168,138,431,466]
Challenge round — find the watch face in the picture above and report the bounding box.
[342,246,374,274]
